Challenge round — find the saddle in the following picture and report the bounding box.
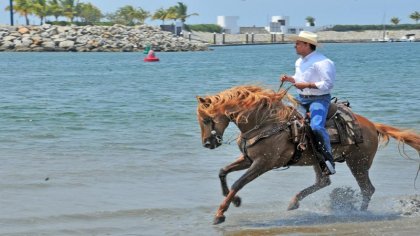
[288,100,364,164]
[238,100,364,165]
[325,102,364,145]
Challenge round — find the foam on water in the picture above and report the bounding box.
[395,195,420,217]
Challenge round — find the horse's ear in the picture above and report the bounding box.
[197,96,209,104]
[196,96,211,108]
[196,96,205,104]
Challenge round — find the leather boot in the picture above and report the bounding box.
[313,133,336,175]
[321,150,336,175]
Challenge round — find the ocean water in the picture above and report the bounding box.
[0,43,419,235]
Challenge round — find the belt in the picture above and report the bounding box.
[299,94,330,99]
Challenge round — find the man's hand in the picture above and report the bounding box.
[280,74,295,83]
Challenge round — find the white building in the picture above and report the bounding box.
[269,16,289,33]
[217,16,239,34]
[268,16,318,34]
[217,15,320,35]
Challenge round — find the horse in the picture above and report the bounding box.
[196,85,420,225]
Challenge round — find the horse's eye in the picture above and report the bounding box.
[203,118,212,125]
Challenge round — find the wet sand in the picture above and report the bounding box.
[226,217,420,236]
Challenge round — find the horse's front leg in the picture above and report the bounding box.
[288,164,331,210]
[214,161,269,224]
[219,155,252,207]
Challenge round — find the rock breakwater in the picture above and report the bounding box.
[0,24,208,52]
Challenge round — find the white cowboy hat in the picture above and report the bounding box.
[288,31,319,46]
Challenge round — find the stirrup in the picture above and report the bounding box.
[324,160,336,175]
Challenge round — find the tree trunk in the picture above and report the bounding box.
[25,14,30,25]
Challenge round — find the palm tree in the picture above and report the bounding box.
[5,0,33,25]
[409,11,420,23]
[59,0,79,22]
[33,0,49,24]
[173,2,198,24]
[9,0,14,25]
[48,0,62,21]
[77,2,102,24]
[117,5,138,25]
[131,7,149,24]
[305,16,315,26]
[110,5,149,25]
[152,7,169,24]
[390,17,400,25]
[166,6,178,22]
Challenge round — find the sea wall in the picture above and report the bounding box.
[188,30,420,44]
[0,24,208,52]
[318,30,420,42]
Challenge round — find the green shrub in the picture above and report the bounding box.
[326,24,420,32]
[46,21,121,26]
[46,21,69,26]
[185,24,223,33]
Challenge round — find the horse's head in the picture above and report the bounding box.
[196,96,230,149]
[196,85,297,149]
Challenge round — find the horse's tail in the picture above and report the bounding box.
[374,123,420,151]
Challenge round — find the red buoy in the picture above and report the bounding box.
[144,50,160,62]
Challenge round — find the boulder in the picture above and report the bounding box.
[21,38,33,47]
[41,41,55,50]
[0,41,14,50]
[18,27,30,34]
[3,35,16,41]
[59,40,75,48]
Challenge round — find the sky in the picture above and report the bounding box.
[1,0,419,26]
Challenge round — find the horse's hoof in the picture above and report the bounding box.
[233,196,241,207]
[213,215,226,225]
[287,201,300,211]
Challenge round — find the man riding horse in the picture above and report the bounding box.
[281,31,336,175]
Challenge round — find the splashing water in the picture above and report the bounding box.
[329,187,362,213]
[396,195,420,217]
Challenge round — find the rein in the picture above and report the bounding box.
[237,86,299,158]
[239,120,292,158]
[278,81,295,94]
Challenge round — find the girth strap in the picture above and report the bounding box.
[239,122,290,156]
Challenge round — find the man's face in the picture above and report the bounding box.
[294,40,310,56]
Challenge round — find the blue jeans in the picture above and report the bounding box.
[297,94,332,153]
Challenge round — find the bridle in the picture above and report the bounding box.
[203,117,223,145]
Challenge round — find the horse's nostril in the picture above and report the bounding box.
[216,135,223,144]
[203,141,211,148]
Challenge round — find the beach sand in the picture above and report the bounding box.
[226,217,420,236]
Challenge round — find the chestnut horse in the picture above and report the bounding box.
[196,85,420,225]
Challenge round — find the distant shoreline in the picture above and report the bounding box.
[208,40,419,48]
[190,30,420,46]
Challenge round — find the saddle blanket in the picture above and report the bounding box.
[326,103,364,145]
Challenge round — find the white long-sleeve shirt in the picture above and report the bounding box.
[293,51,336,96]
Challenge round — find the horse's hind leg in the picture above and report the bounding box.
[288,165,331,210]
[347,160,375,211]
[219,155,252,207]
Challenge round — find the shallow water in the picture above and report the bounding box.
[0,43,419,235]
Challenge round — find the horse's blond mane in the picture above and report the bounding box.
[197,85,297,123]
